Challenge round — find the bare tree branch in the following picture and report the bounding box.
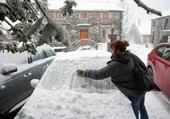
[133,0,162,16]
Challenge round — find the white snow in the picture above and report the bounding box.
[30,79,40,88]
[76,45,96,51]
[48,0,124,11]
[1,63,17,73]
[14,43,170,119]
[137,20,151,35]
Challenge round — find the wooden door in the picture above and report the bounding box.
[80,29,88,46]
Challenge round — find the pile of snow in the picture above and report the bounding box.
[53,50,111,61]
[1,63,17,73]
[76,45,96,51]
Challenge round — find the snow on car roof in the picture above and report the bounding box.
[53,50,111,61]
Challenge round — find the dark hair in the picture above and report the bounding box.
[110,40,129,52]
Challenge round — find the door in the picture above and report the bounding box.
[31,45,56,80]
[0,68,33,114]
[80,29,88,46]
[0,52,33,114]
[154,45,168,89]
[162,49,170,97]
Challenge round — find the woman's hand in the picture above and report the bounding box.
[76,69,85,76]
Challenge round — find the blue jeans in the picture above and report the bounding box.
[129,94,149,119]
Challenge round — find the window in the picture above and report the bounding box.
[164,18,169,30]
[102,29,106,38]
[56,12,63,19]
[42,46,56,58]
[156,45,170,58]
[163,49,170,62]
[103,12,109,19]
[153,21,156,27]
[80,12,88,18]
[152,32,155,43]
[32,53,42,62]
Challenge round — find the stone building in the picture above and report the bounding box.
[47,0,123,47]
[151,12,170,46]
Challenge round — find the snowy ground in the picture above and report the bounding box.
[14,43,170,119]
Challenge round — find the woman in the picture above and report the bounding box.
[76,40,149,119]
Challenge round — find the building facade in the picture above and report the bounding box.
[47,0,123,46]
[151,15,170,46]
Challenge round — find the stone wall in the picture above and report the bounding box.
[46,10,122,44]
[151,16,170,46]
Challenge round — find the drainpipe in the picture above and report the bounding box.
[120,11,123,40]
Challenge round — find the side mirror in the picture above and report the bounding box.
[1,63,17,75]
[30,79,40,88]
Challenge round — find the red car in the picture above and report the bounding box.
[147,43,170,98]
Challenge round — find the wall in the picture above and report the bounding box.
[151,15,170,45]
[46,10,122,44]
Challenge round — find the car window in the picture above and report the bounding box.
[44,49,55,57]
[31,44,56,62]
[163,49,170,62]
[35,44,56,59]
[155,45,170,58]
[32,53,42,62]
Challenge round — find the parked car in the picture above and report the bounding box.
[0,44,56,117]
[147,43,170,98]
[14,50,118,119]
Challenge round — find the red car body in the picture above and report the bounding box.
[147,43,170,98]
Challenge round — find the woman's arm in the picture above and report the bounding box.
[84,63,116,80]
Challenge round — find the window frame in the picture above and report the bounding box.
[80,12,88,19]
[103,12,109,19]
[164,18,169,30]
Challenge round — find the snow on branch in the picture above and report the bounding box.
[133,0,162,16]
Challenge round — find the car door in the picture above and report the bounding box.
[31,44,56,80]
[0,52,33,114]
[153,45,169,89]
[162,48,170,97]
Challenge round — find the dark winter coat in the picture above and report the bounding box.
[84,51,146,98]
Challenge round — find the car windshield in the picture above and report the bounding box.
[39,51,113,93]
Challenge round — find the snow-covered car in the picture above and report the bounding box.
[14,50,122,119]
[14,49,170,119]
[0,44,56,117]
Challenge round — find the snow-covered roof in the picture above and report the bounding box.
[136,20,151,35]
[152,9,170,19]
[48,0,124,11]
